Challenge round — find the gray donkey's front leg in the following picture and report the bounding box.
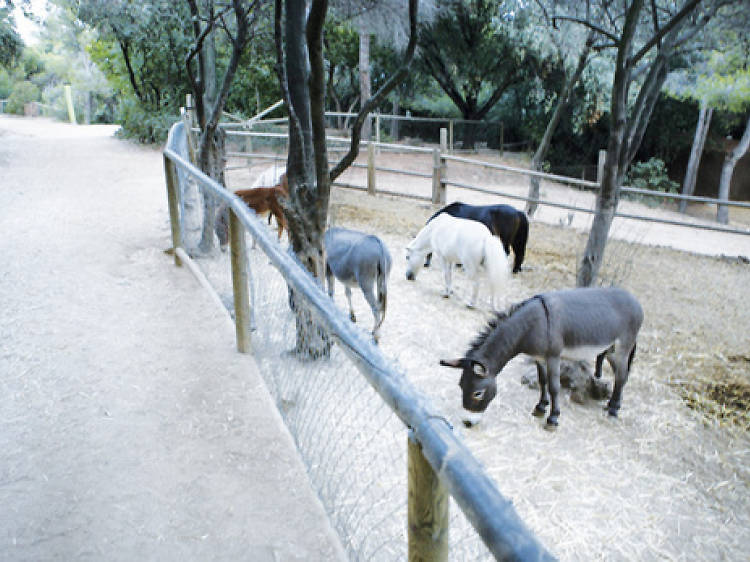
[344,286,356,322]
[532,361,549,417]
[545,356,562,428]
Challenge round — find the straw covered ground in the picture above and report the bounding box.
[326,187,749,560]
[226,147,749,559]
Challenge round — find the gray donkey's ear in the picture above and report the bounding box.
[439,358,465,369]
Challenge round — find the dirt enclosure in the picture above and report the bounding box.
[323,186,750,559]
[221,146,750,559]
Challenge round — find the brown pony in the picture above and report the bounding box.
[216,173,288,249]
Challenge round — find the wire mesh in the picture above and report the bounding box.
[179,215,497,560]
[167,129,505,561]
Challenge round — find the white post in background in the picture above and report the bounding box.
[64,85,76,125]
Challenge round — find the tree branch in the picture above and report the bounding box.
[273,0,302,150]
[206,0,255,130]
[630,0,701,66]
[551,14,620,44]
[307,0,329,198]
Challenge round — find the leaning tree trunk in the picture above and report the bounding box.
[680,101,713,213]
[527,33,594,217]
[577,141,626,287]
[577,2,638,288]
[716,113,750,224]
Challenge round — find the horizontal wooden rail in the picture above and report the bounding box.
[445,179,750,236]
[220,126,750,237]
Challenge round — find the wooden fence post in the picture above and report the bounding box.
[229,209,252,353]
[163,155,183,267]
[448,121,454,152]
[432,148,446,204]
[408,431,449,561]
[440,128,448,152]
[367,142,377,196]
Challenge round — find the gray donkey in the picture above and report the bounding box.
[325,227,392,343]
[440,287,643,428]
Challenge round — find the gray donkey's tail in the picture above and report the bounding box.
[375,239,392,332]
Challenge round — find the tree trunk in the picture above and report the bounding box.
[359,25,371,141]
[680,101,712,213]
[577,0,641,287]
[391,97,400,140]
[578,139,626,287]
[84,91,91,125]
[716,113,750,224]
[197,126,226,254]
[195,0,222,253]
[527,33,594,217]
[281,0,331,359]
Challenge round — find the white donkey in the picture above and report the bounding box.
[405,213,510,310]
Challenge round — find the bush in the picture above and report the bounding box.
[5,81,41,115]
[625,157,679,207]
[115,98,176,144]
[0,69,13,99]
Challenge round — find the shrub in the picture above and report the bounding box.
[625,157,679,207]
[0,69,13,99]
[5,81,41,115]
[115,98,176,144]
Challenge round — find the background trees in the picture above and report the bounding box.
[553,0,737,287]
[4,0,747,288]
[665,13,750,223]
[1,2,24,67]
[418,0,544,148]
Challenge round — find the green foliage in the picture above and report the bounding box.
[625,157,679,205]
[0,67,12,97]
[636,94,698,165]
[418,0,543,120]
[5,79,39,113]
[0,6,23,67]
[114,97,173,144]
[20,48,43,79]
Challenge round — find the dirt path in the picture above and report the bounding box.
[0,117,345,561]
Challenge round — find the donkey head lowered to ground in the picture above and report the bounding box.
[441,287,643,429]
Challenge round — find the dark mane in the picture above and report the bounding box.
[467,295,539,354]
